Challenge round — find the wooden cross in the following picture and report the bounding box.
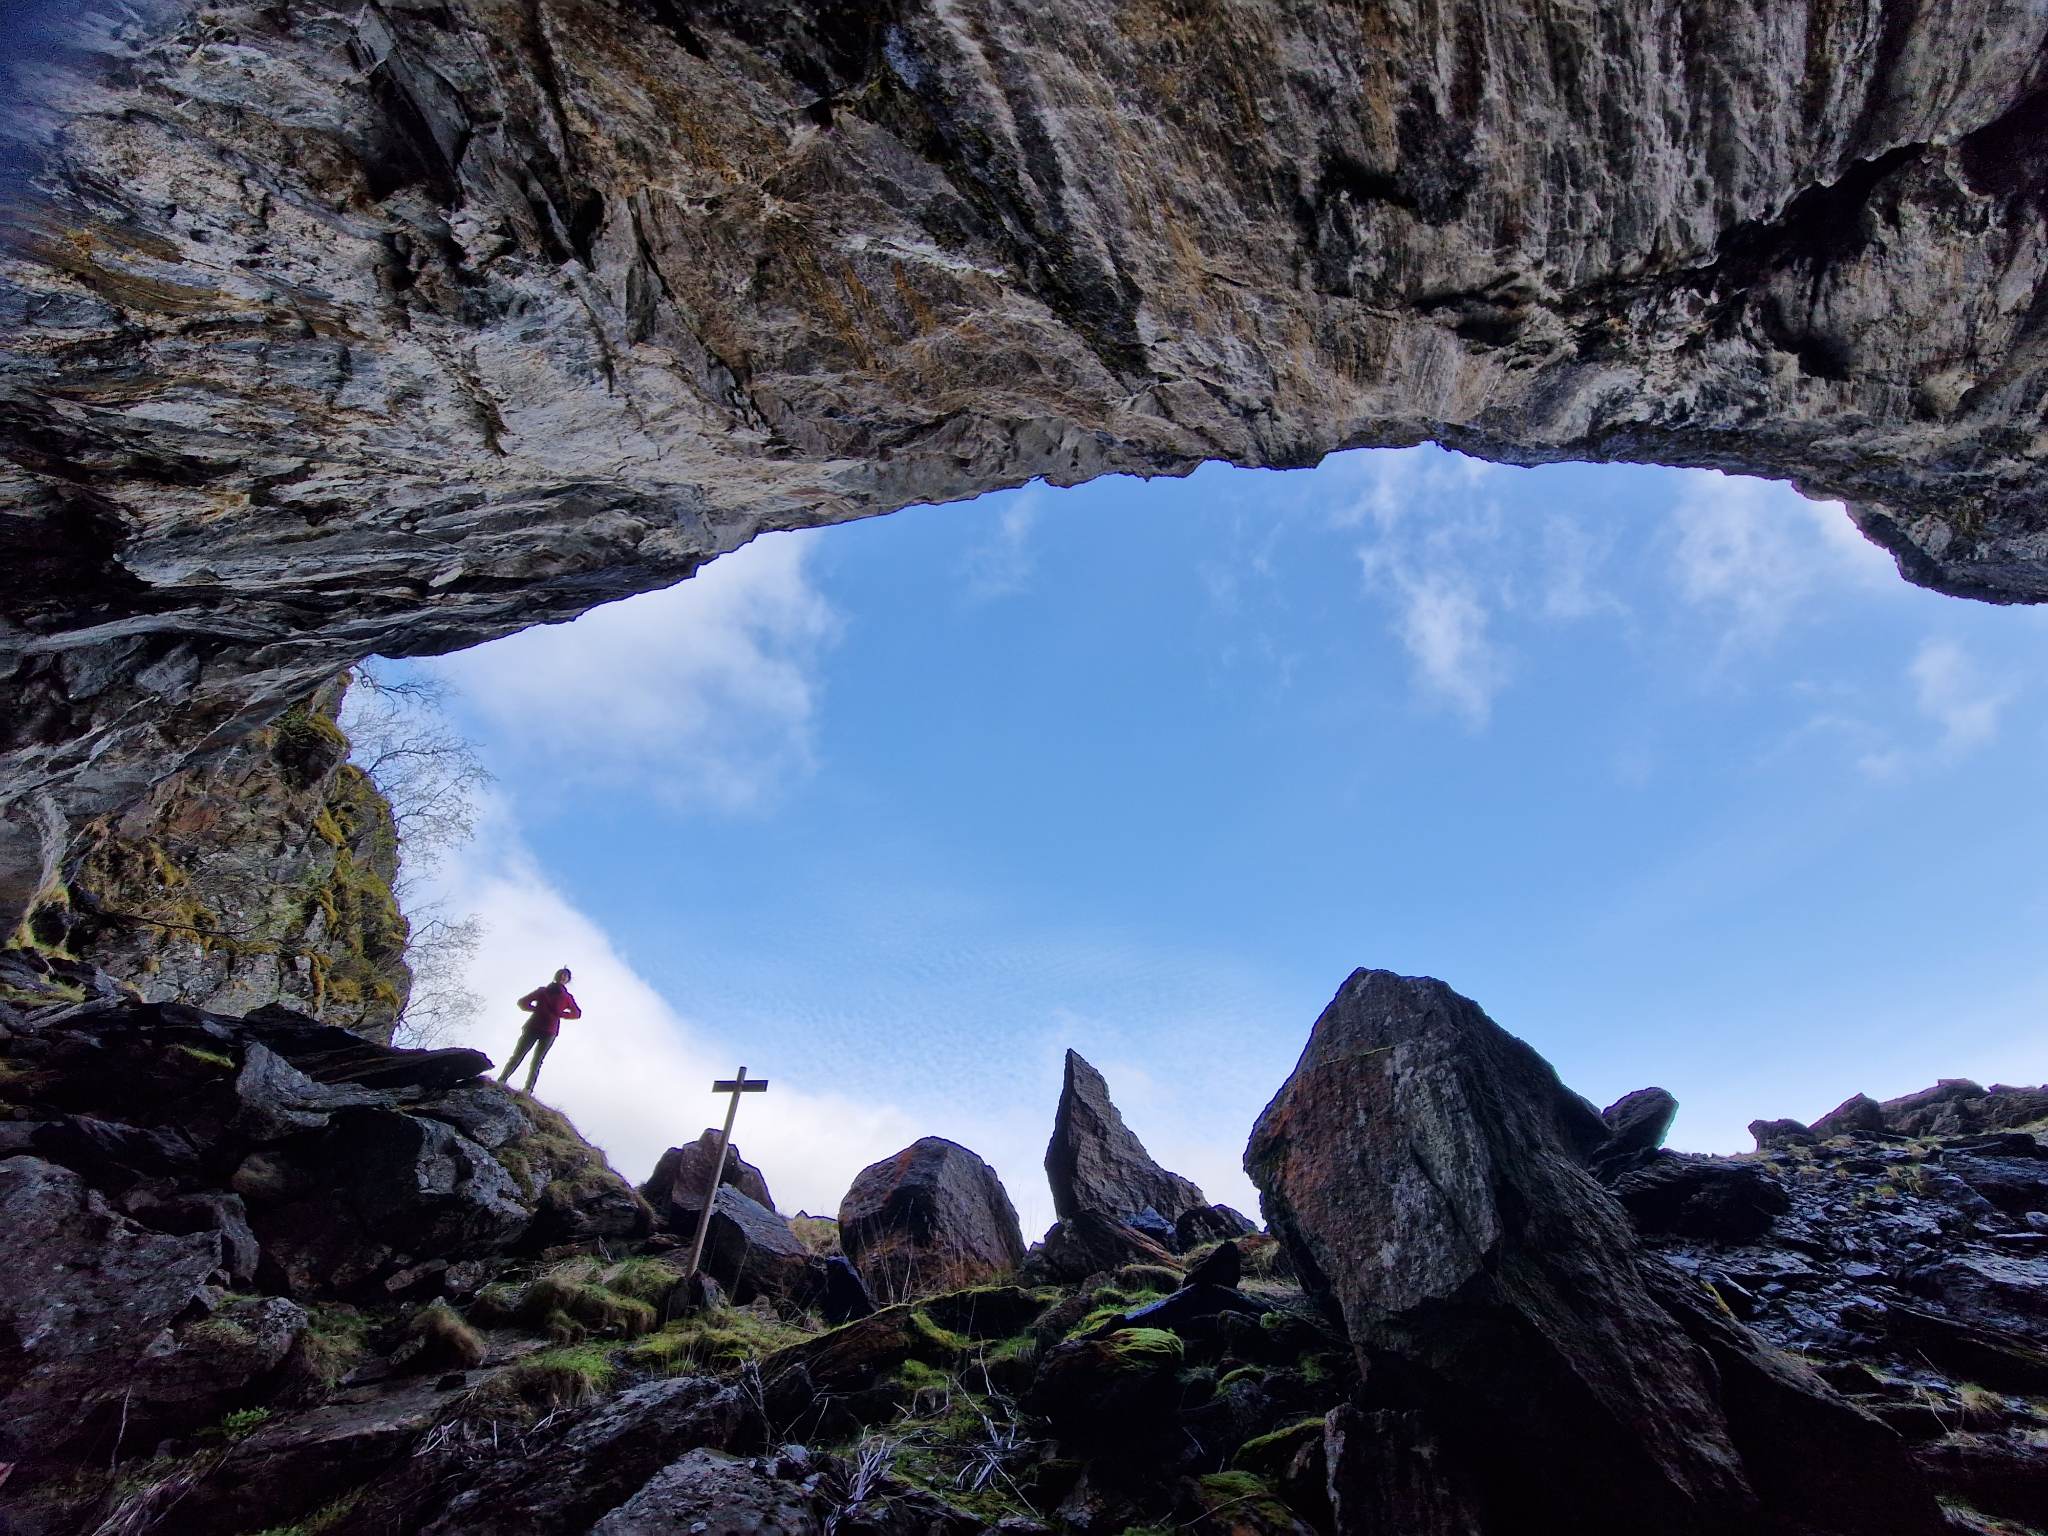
[682,1066,770,1284]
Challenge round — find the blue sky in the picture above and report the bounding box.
[395,447,2048,1225]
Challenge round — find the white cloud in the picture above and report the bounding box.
[431,807,919,1214]
[430,532,837,812]
[1858,637,2012,778]
[1669,471,1894,643]
[1386,568,1506,727]
[960,488,1040,600]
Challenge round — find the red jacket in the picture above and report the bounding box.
[519,982,582,1038]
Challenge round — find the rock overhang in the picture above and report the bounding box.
[4,0,2048,926]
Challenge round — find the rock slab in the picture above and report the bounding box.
[1046,1049,1205,1225]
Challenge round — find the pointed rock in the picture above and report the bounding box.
[1045,1049,1205,1225]
[838,1137,1025,1300]
[1245,968,1942,1536]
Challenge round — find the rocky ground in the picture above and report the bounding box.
[1,958,2043,1535]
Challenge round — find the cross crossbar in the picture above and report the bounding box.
[713,1080,769,1093]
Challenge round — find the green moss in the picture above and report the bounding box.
[908,1309,971,1355]
[298,1304,373,1388]
[175,1044,237,1070]
[1216,1365,1266,1392]
[207,1406,272,1442]
[1232,1415,1324,1473]
[1194,1470,1299,1525]
[621,1307,811,1376]
[1114,1263,1183,1293]
[518,1269,657,1341]
[599,1257,684,1307]
[896,1357,952,1391]
[466,1343,619,1422]
[1103,1328,1183,1370]
[246,1487,363,1536]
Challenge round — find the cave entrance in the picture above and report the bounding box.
[258,447,2044,1219]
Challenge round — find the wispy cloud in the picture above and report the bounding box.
[430,532,837,813]
[1668,471,1893,644]
[1382,567,1507,727]
[960,488,1041,601]
[1858,638,2013,779]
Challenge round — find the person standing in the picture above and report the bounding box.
[498,967,581,1095]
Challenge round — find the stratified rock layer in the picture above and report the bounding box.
[4,0,2048,928]
[1046,1048,1205,1224]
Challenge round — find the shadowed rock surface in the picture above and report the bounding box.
[1046,1048,1206,1226]
[1244,968,1944,1536]
[838,1136,1026,1300]
[6,0,2048,933]
[642,1127,777,1224]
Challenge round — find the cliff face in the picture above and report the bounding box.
[3,0,2047,923]
[23,679,411,1040]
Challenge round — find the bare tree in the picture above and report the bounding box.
[342,664,494,1047]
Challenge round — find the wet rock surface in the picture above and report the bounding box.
[643,1127,777,1224]
[839,1136,1027,1300]
[7,0,2048,929]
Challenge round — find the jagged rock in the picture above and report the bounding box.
[1749,1118,1816,1150]
[805,1253,876,1326]
[838,1137,1026,1299]
[8,0,2048,947]
[241,1107,531,1294]
[0,1155,225,1472]
[1812,1093,1889,1140]
[1324,1405,1485,1536]
[1046,1050,1205,1225]
[641,1129,776,1227]
[1882,1082,2048,1138]
[1040,1211,1180,1283]
[233,1041,393,1141]
[689,1185,812,1302]
[920,1284,1051,1339]
[418,1082,535,1150]
[30,1114,202,1185]
[122,1188,264,1284]
[419,1376,767,1535]
[1175,1203,1258,1250]
[1182,1240,1242,1290]
[27,680,413,1040]
[1610,1153,1792,1242]
[1942,1149,2048,1215]
[1245,968,1942,1536]
[588,1448,820,1535]
[1592,1087,1679,1177]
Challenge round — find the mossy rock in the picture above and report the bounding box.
[1180,1470,1313,1534]
[1025,1327,1187,1438]
[921,1284,1055,1339]
[1115,1263,1185,1294]
[1232,1416,1324,1476]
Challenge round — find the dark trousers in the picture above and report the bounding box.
[498,1024,555,1092]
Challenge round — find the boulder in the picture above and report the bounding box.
[1749,1118,1815,1150]
[1182,1240,1242,1290]
[1175,1203,1258,1249]
[641,1129,776,1227]
[1045,1049,1205,1224]
[1040,1210,1179,1282]
[29,1114,202,1186]
[1591,1087,1678,1177]
[417,1083,534,1149]
[1610,1154,1792,1243]
[588,1448,820,1536]
[1244,968,1943,1536]
[0,1156,225,1471]
[838,1137,1025,1299]
[690,1185,813,1302]
[1025,1327,1185,1440]
[419,1375,765,1535]
[1811,1092,1888,1140]
[122,1188,264,1283]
